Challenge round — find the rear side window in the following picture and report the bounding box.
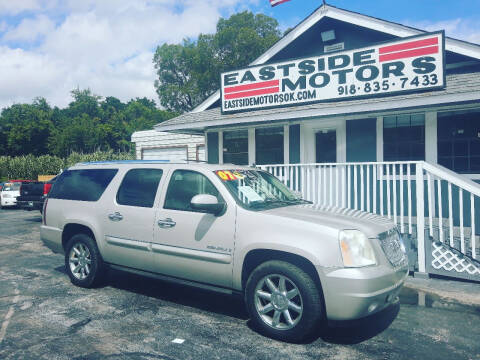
[49,169,118,202]
[116,169,163,208]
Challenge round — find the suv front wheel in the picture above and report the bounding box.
[65,233,106,288]
[245,260,324,342]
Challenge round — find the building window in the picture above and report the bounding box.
[255,127,284,165]
[438,110,480,173]
[383,114,425,161]
[223,130,248,165]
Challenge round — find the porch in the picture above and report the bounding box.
[260,161,480,281]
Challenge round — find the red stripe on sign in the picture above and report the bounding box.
[224,80,279,94]
[379,45,439,62]
[379,37,438,54]
[224,87,279,100]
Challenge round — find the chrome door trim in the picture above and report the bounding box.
[151,243,232,264]
[105,236,150,251]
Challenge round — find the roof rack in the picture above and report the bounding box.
[76,160,171,165]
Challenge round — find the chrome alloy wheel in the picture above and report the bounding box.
[69,243,92,280]
[254,274,303,330]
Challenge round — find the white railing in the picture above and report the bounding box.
[260,161,480,275]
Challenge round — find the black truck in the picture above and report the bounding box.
[17,176,57,213]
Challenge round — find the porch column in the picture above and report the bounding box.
[425,111,437,164]
[284,125,290,164]
[248,128,255,165]
[218,131,223,164]
[376,116,383,162]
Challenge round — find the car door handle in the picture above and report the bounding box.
[108,212,123,221]
[158,218,176,228]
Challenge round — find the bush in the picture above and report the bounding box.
[0,151,134,180]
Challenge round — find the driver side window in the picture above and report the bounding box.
[164,170,220,212]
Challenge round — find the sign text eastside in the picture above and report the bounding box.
[220,32,445,113]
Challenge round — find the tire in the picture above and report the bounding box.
[245,260,324,342]
[65,233,106,288]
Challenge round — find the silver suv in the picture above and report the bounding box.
[41,161,408,342]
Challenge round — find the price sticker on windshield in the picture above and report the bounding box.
[216,170,244,181]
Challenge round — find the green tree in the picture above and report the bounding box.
[153,11,281,113]
[0,89,175,158]
[0,98,53,156]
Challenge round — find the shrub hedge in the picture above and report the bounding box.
[0,151,135,181]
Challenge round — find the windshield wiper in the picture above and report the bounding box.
[248,198,311,209]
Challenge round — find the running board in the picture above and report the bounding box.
[108,263,236,295]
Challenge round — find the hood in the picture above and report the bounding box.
[264,204,395,238]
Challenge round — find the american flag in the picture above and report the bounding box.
[270,0,291,7]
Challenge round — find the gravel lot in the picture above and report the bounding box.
[0,208,479,360]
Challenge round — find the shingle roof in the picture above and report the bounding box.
[155,71,480,132]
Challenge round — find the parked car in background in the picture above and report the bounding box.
[41,161,408,342]
[0,182,4,191]
[17,176,57,214]
[1,181,22,208]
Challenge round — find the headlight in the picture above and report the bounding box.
[339,230,376,267]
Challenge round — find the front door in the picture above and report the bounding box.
[152,169,235,288]
[101,168,164,273]
[316,129,337,163]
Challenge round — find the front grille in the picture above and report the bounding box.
[378,229,408,268]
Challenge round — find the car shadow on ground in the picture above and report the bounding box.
[105,267,249,320]
[54,265,399,344]
[318,303,400,344]
[23,215,42,222]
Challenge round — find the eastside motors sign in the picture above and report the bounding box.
[220,31,445,113]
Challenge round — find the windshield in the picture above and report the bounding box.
[215,169,309,210]
[2,182,21,191]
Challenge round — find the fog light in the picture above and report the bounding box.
[368,303,378,313]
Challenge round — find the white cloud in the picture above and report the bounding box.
[3,15,55,43]
[405,18,480,44]
[0,0,258,109]
[0,0,42,15]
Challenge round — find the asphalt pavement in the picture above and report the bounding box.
[0,207,479,360]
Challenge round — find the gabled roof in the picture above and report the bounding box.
[192,3,480,113]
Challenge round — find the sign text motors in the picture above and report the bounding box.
[220,32,445,113]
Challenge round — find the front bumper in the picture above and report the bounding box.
[318,264,408,321]
[1,198,17,207]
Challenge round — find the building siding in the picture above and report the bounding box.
[131,130,205,161]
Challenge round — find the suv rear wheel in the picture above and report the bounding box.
[245,260,324,342]
[65,233,105,288]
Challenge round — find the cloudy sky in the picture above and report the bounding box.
[0,0,479,109]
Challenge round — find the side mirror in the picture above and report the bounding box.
[190,194,225,216]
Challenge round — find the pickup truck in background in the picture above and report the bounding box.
[17,176,57,213]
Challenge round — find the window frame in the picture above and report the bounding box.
[222,129,249,165]
[163,169,224,213]
[255,126,285,165]
[383,113,426,162]
[115,168,164,208]
[437,109,480,174]
[48,168,118,202]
